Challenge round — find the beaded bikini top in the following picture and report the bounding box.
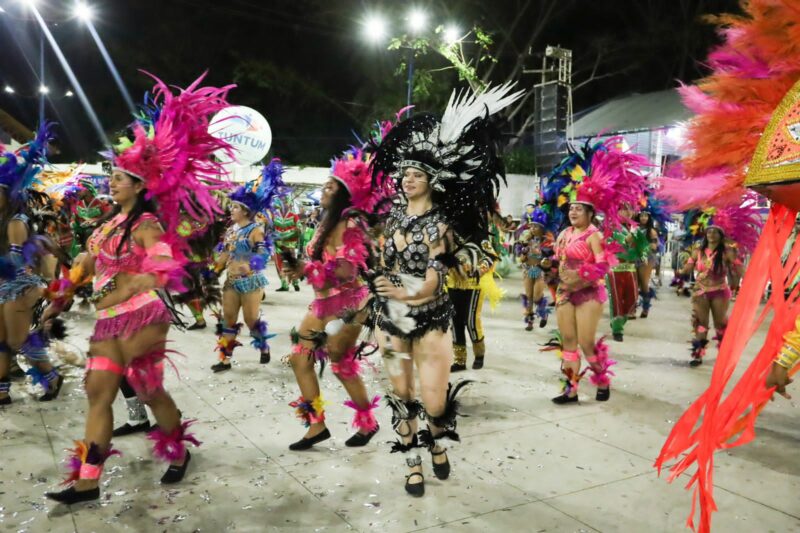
[222,222,260,261]
[87,213,156,290]
[383,206,446,278]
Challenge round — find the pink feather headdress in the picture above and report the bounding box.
[111,71,234,247]
[546,136,650,234]
[692,194,764,254]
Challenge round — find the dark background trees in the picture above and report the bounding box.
[0,0,740,164]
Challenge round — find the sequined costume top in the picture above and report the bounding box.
[86,213,158,292]
[303,222,369,318]
[383,206,447,278]
[379,206,453,339]
[220,222,266,264]
[688,247,730,297]
[554,225,608,306]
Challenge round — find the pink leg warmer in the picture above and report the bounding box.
[344,395,381,433]
[585,337,617,388]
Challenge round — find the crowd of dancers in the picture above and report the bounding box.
[0,51,796,529]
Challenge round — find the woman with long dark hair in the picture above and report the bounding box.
[210,160,286,373]
[540,137,647,405]
[0,126,65,405]
[681,225,735,366]
[370,84,523,497]
[44,74,232,504]
[281,151,389,450]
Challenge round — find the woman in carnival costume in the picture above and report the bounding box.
[517,205,555,332]
[280,138,393,451]
[43,73,233,504]
[210,159,288,372]
[678,202,760,366]
[542,136,648,404]
[633,192,670,318]
[370,84,523,496]
[0,125,67,404]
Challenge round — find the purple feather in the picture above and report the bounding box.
[249,255,267,271]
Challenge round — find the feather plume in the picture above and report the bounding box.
[439,82,524,144]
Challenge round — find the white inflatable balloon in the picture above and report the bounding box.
[209,106,272,166]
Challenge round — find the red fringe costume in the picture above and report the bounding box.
[655,2,800,531]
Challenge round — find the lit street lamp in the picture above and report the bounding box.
[362,9,460,117]
[73,2,93,22]
[363,14,387,43]
[3,86,14,94]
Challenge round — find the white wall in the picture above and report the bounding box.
[497,173,538,218]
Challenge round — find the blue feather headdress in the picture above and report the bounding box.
[0,123,55,204]
[640,189,673,235]
[228,158,291,217]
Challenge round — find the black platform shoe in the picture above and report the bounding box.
[210,361,232,373]
[596,388,611,402]
[539,317,548,328]
[551,393,579,405]
[612,332,624,342]
[431,448,451,480]
[39,374,64,402]
[259,351,271,364]
[344,425,379,447]
[161,450,191,484]
[187,321,207,331]
[405,471,425,497]
[689,358,703,367]
[0,395,11,406]
[471,357,484,370]
[113,420,152,437]
[288,428,331,451]
[45,486,100,504]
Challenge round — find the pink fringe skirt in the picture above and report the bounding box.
[694,287,731,302]
[90,292,172,342]
[310,285,369,319]
[558,284,608,307]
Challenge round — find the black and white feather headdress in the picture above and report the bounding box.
[371,83,524,244]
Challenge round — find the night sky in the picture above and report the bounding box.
[0,0,741,164]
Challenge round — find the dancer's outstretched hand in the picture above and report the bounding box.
[767,363,793,400]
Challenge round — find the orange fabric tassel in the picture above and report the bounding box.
[656,205,800,532]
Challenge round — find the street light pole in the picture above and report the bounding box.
[38,31,44,125]
[406,48,414,118]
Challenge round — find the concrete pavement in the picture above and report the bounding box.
[1,268,798,532]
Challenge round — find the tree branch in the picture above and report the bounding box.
[573,67,633,92]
